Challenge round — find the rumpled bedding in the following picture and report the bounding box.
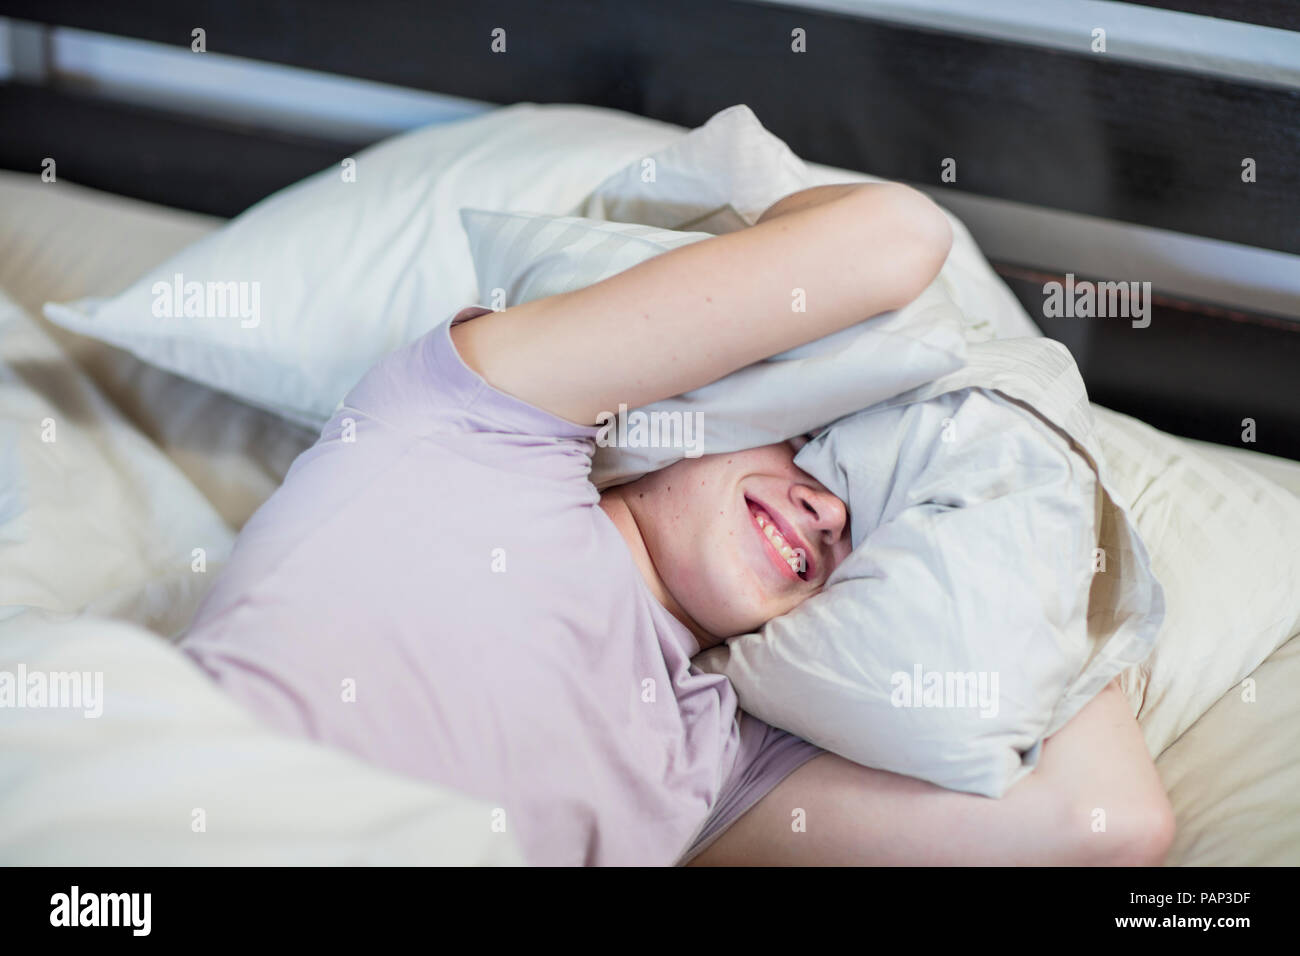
[0,609,523,865]
[0,286,523,864]
[2,141,1299,864]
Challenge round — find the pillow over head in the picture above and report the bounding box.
[569,103,812,234]
[458,207,970,489]
[694,314,1298,795]
[695,338,1167,796]
[575,102,1043,343]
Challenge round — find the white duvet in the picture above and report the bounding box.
[0,290,522,865]
[0,610,522,865]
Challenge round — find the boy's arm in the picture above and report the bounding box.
[687,679,1175,866]
[450,182,953,426]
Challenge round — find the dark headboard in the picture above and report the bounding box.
[3,0,1298,458]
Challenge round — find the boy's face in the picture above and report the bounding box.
[620,437,851,640]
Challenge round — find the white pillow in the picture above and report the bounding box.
[800,163,1043,342]
[573,102,1042,344]
[1094,405,1300,757]
[42,103,684,426]
[460,210,715,306]
[695,338,1167,797]
[569,103,812,234]
[458,208,970,489]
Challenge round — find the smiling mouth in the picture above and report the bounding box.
[746,498,811,581]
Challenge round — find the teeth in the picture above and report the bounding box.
[753,504,805,577]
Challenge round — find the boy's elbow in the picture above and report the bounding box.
[904,187,955,285]
[869,183,954,308]
[1130,798,1177,866]
[900,183,954,252]
[1070,793,1177,866]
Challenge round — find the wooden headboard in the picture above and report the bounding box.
[2,0,1298,458]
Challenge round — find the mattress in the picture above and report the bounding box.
[2,167,1297,865]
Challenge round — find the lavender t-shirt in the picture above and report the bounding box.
[181,307,822,865]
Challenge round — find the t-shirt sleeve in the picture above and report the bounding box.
[675,711,825,865]
[341,306,602,446]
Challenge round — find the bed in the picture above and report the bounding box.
[1,0,1298,866]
